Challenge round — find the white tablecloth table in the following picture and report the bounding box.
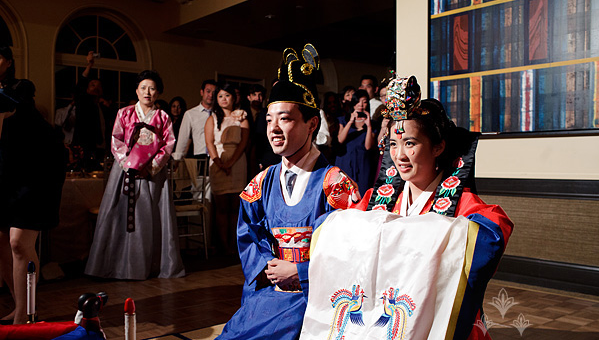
[50,177,104,263]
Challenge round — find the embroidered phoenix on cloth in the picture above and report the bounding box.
[301,210,471,340]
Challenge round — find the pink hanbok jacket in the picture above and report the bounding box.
[111,103,175,175]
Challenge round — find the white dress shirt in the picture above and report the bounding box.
[369,97,384,118]
[279,146,321,206]
[173,103,211,160]
[315,109,331,147]
[55,103,76,144]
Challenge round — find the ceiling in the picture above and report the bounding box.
[166,0,396,67]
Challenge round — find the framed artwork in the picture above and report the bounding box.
[429,0,599,133]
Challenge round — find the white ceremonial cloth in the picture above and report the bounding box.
[301,209,470,340]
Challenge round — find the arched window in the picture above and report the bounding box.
[0,2,26,79]
[55,12,150,110]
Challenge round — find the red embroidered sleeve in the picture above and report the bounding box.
[239,167,270,203]
[323,167,361,209]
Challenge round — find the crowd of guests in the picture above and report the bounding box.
[317,75,390,196]
[6,49,393,282]
[53,53,394,267]
[54,53,392,200]
[0,43,394,324]
[0,41,511,340]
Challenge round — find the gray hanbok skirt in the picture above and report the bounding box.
[84,163,185,280]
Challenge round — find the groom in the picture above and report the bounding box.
[216,44,360,340]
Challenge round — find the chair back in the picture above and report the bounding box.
[169,157,210,258]
[169,157,209,207]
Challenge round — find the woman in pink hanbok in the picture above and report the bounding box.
[85,70,184,280]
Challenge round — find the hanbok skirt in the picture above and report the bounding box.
[84,163,185,280]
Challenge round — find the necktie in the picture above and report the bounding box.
[285,170,297,197]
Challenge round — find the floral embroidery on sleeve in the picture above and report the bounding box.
[323,167,361,209]
[374,166,398,206]
[433,157,464,214]
[240,167,270,203]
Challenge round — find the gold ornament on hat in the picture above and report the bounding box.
[301,63,314,75]
[268,43,320,110]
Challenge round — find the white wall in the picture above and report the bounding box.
[395,1,429,96]
[396,1,599,181]
[477,136,599,180]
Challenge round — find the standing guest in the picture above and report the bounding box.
[314,109,331,162]
[359,74,384,117]
[85,70,184,280]
[374,79,391,175]
[378,79,389,105]
[335,89,377,196]
[173,79,217,160]
[55,99,76,145]
[55,99,78,171]
[72,51,114,170]
[340,85,355,114]
[216,43,360,340]
[372,77,390,124]
[205,83,249,255]
[254,81,281,171]
[244,84,267,177]
[245,84,266,125]
[234,87,241,109]
[0,45,65,324]
[168,96,187,144]
[317,92,342,163]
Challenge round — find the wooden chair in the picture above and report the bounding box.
[169,158,209,258]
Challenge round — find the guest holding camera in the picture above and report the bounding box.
[335,89,376,196]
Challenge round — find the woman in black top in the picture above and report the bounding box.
[0,45,65,324]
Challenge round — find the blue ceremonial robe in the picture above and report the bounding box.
[217,155,359,340]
